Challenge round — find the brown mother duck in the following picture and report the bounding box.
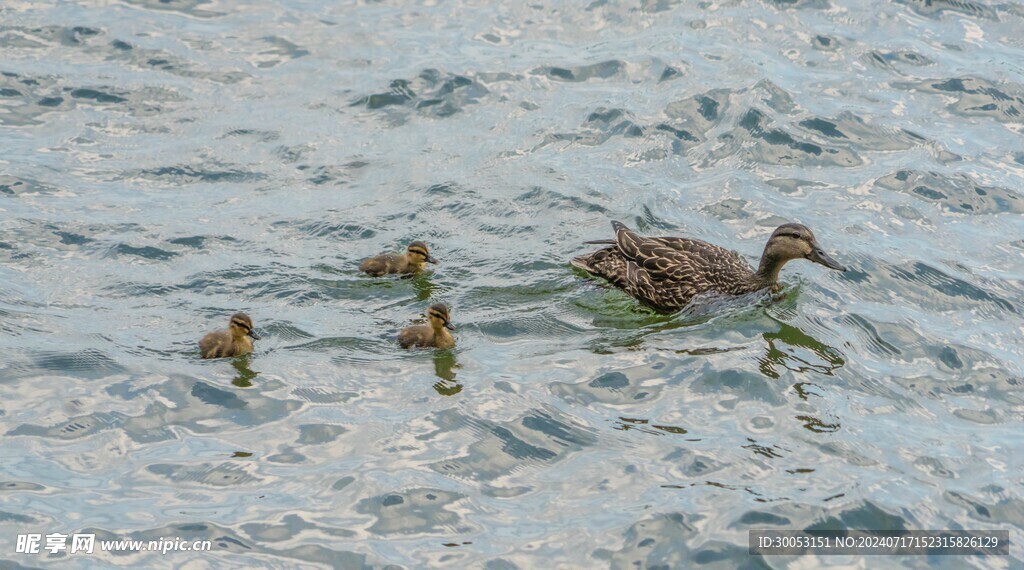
[572,221,846,314]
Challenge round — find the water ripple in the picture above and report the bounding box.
[3,0,1024,567]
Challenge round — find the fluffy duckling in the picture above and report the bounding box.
[572,221,846,313]
[199,312,260,359]
[360,241,437,276]
[398,303,455,349]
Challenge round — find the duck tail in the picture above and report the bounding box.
[582,239,615,245]
[570,254,595,272]
[611,220,643,258]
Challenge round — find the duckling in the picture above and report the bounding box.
[199,312,260,359]
[398,303,456,349]
[572,221,846,314]
[360,241,438,276]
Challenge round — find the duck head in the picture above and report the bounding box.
[229,312,260,340]
[757,223,846,283]
[407,241,438,265]
[427,303,455,331]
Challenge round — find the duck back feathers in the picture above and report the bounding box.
[397,324,455,349]
[359,253,405,276]
[199,330,254,359]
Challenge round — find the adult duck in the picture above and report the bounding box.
[572,221,846,313]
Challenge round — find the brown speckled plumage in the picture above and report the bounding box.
[199,313,260,359]
[398,303,456,349]
[360,241,438,276]
[572,221,846,314]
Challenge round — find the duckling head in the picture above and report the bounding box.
[229,313,261,340]
[427,303,455,331]
[758,223,846,280]
[407,241,438,265]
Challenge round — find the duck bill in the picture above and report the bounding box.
[444,322,455,331]
[809,246,846,272]
[426,256,439,264]
[248,330,261,340]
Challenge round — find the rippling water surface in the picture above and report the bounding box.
[2,0,1023,567]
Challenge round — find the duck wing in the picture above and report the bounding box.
[621,258,702,312]
[604,222,700,310]
[609,221,760,306]
[613,221,715,281]
[613,221,678,279]
[647,236,712,254]
[611,221,646,259]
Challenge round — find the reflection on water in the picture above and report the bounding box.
[432,350,462,396]
[797,415,842,434]
[613,417,690,437]
[230,355,258,388]
[410,272,439,302]
[758,318,845,379]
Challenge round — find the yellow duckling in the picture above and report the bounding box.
[398,303,455,349]
[359,241,438,276]
[199,313,260,359]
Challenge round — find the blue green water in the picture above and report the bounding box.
[1,0,1023,568]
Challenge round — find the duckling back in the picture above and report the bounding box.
[359,253,405,276]
[398,324,433,348]
[199,330,254,359]
[399,325,456,349]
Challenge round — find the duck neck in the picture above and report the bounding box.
[754,251,789,289]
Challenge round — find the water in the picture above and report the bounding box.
[1,0,1023,567]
